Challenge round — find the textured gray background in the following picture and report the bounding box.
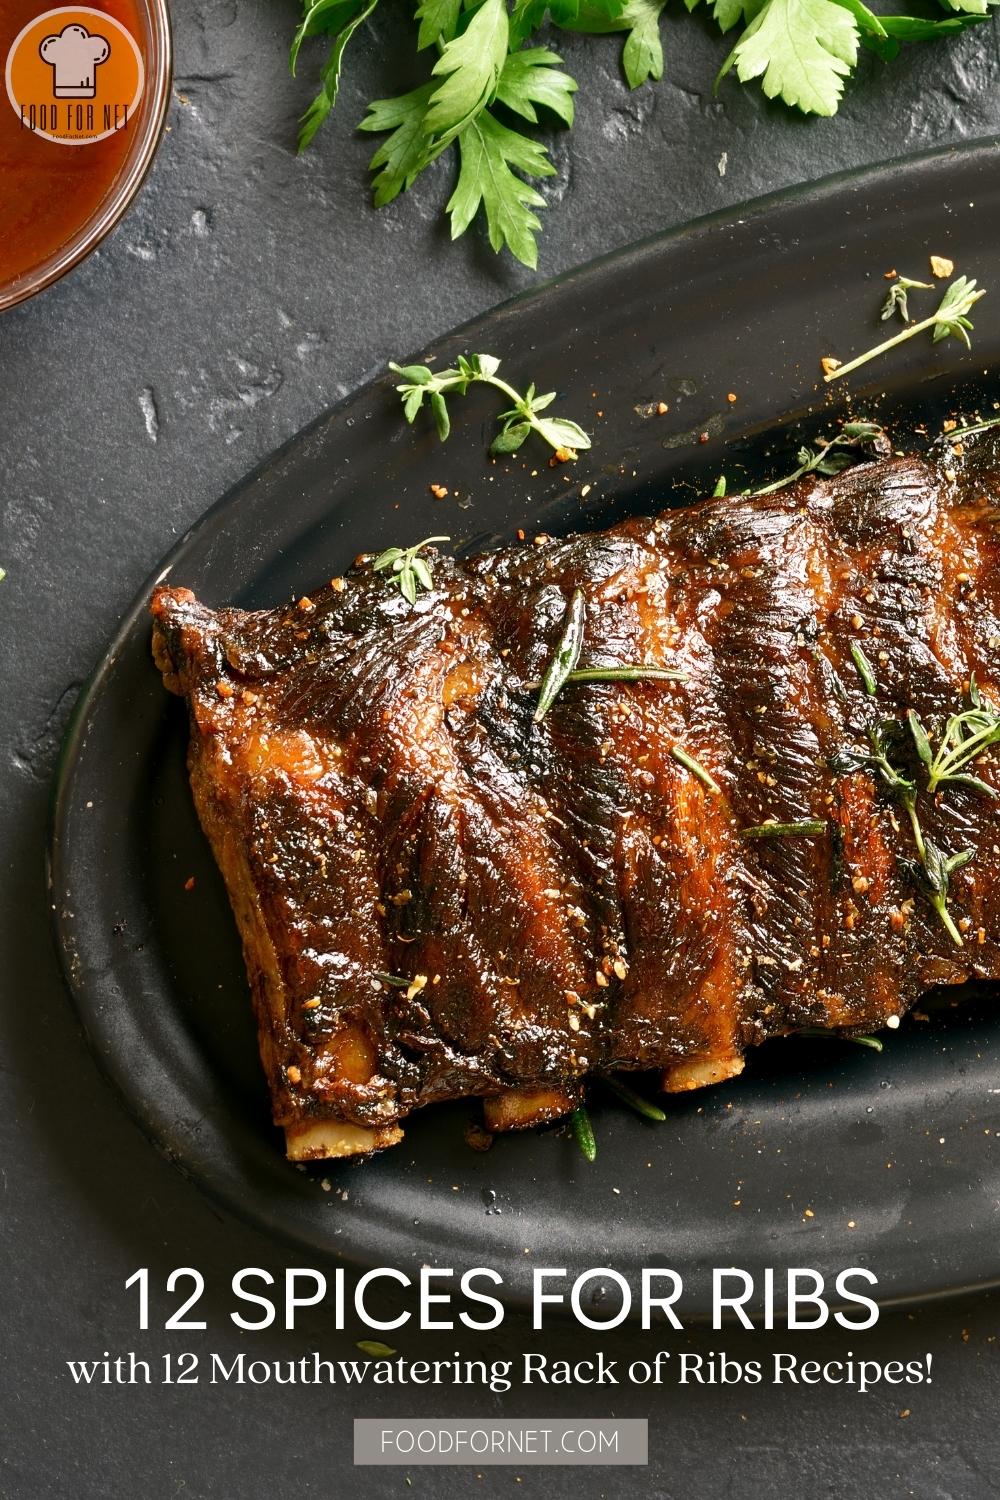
[3,3,1000,1496]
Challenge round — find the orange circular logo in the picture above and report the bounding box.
[5,6,143,144]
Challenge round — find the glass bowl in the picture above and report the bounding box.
[0,0,172,312]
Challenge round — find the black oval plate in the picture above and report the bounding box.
[51,142,1000,1315]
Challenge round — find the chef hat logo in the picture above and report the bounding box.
[39,23,110,99]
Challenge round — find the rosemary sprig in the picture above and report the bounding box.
[908,678,1000,798]
[742,820,827,839]
[941,412,1000,441]
[372,535,450,605]
[880,275,933,323]
[534,588,585,721]
[570,1105,597,1162]
[824,276,987,384]
[390,353,591,458]
[670,745,720,794]
[751,421,885,496]
[527,665,688,690]
[850,642,877,697]
[798,1028,884,1052]
[539,666,689,687]
[603,1076,667,1122]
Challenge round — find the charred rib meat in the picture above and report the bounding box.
[151,452,1000,1159]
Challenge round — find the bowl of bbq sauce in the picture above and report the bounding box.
[0,0,171,311]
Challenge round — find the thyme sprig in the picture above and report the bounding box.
[908,677,1000,798]
[390,353,591,458]
[833,721,925,858]
[372,535,450,605]
[832,694,997,947]
[751,421,886,496]
[903,841,973,948]
[825,276,987,384]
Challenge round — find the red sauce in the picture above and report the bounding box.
[0,0,148,291]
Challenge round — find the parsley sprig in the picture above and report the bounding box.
[391,353,591,458]
[288,0,992,266]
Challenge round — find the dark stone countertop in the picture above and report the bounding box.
[2,4,1000,1496]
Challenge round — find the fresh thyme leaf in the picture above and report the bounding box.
[904,838,973,946]
[603,1075,667,1121]
[931,274,987,348]
[390,353,591,457]
[907,709,934,770]
[670,744,720,794]
[825,274,987,383]
[713,475,727,496]
[742,820,827,838]
[880,275,934,323]
[850,641,877,696]
[530,415,593,453]
[534,588,586,720]
[372,972,411,989]
[570,1104,597,1162]
[356,1340,397,1357]
[372,535,450,605]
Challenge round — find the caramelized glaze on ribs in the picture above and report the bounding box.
[151,452,1000,1159]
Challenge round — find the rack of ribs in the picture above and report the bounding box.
[151,448,1000,1160]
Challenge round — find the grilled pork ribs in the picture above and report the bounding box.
[152,450,1000,1159]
